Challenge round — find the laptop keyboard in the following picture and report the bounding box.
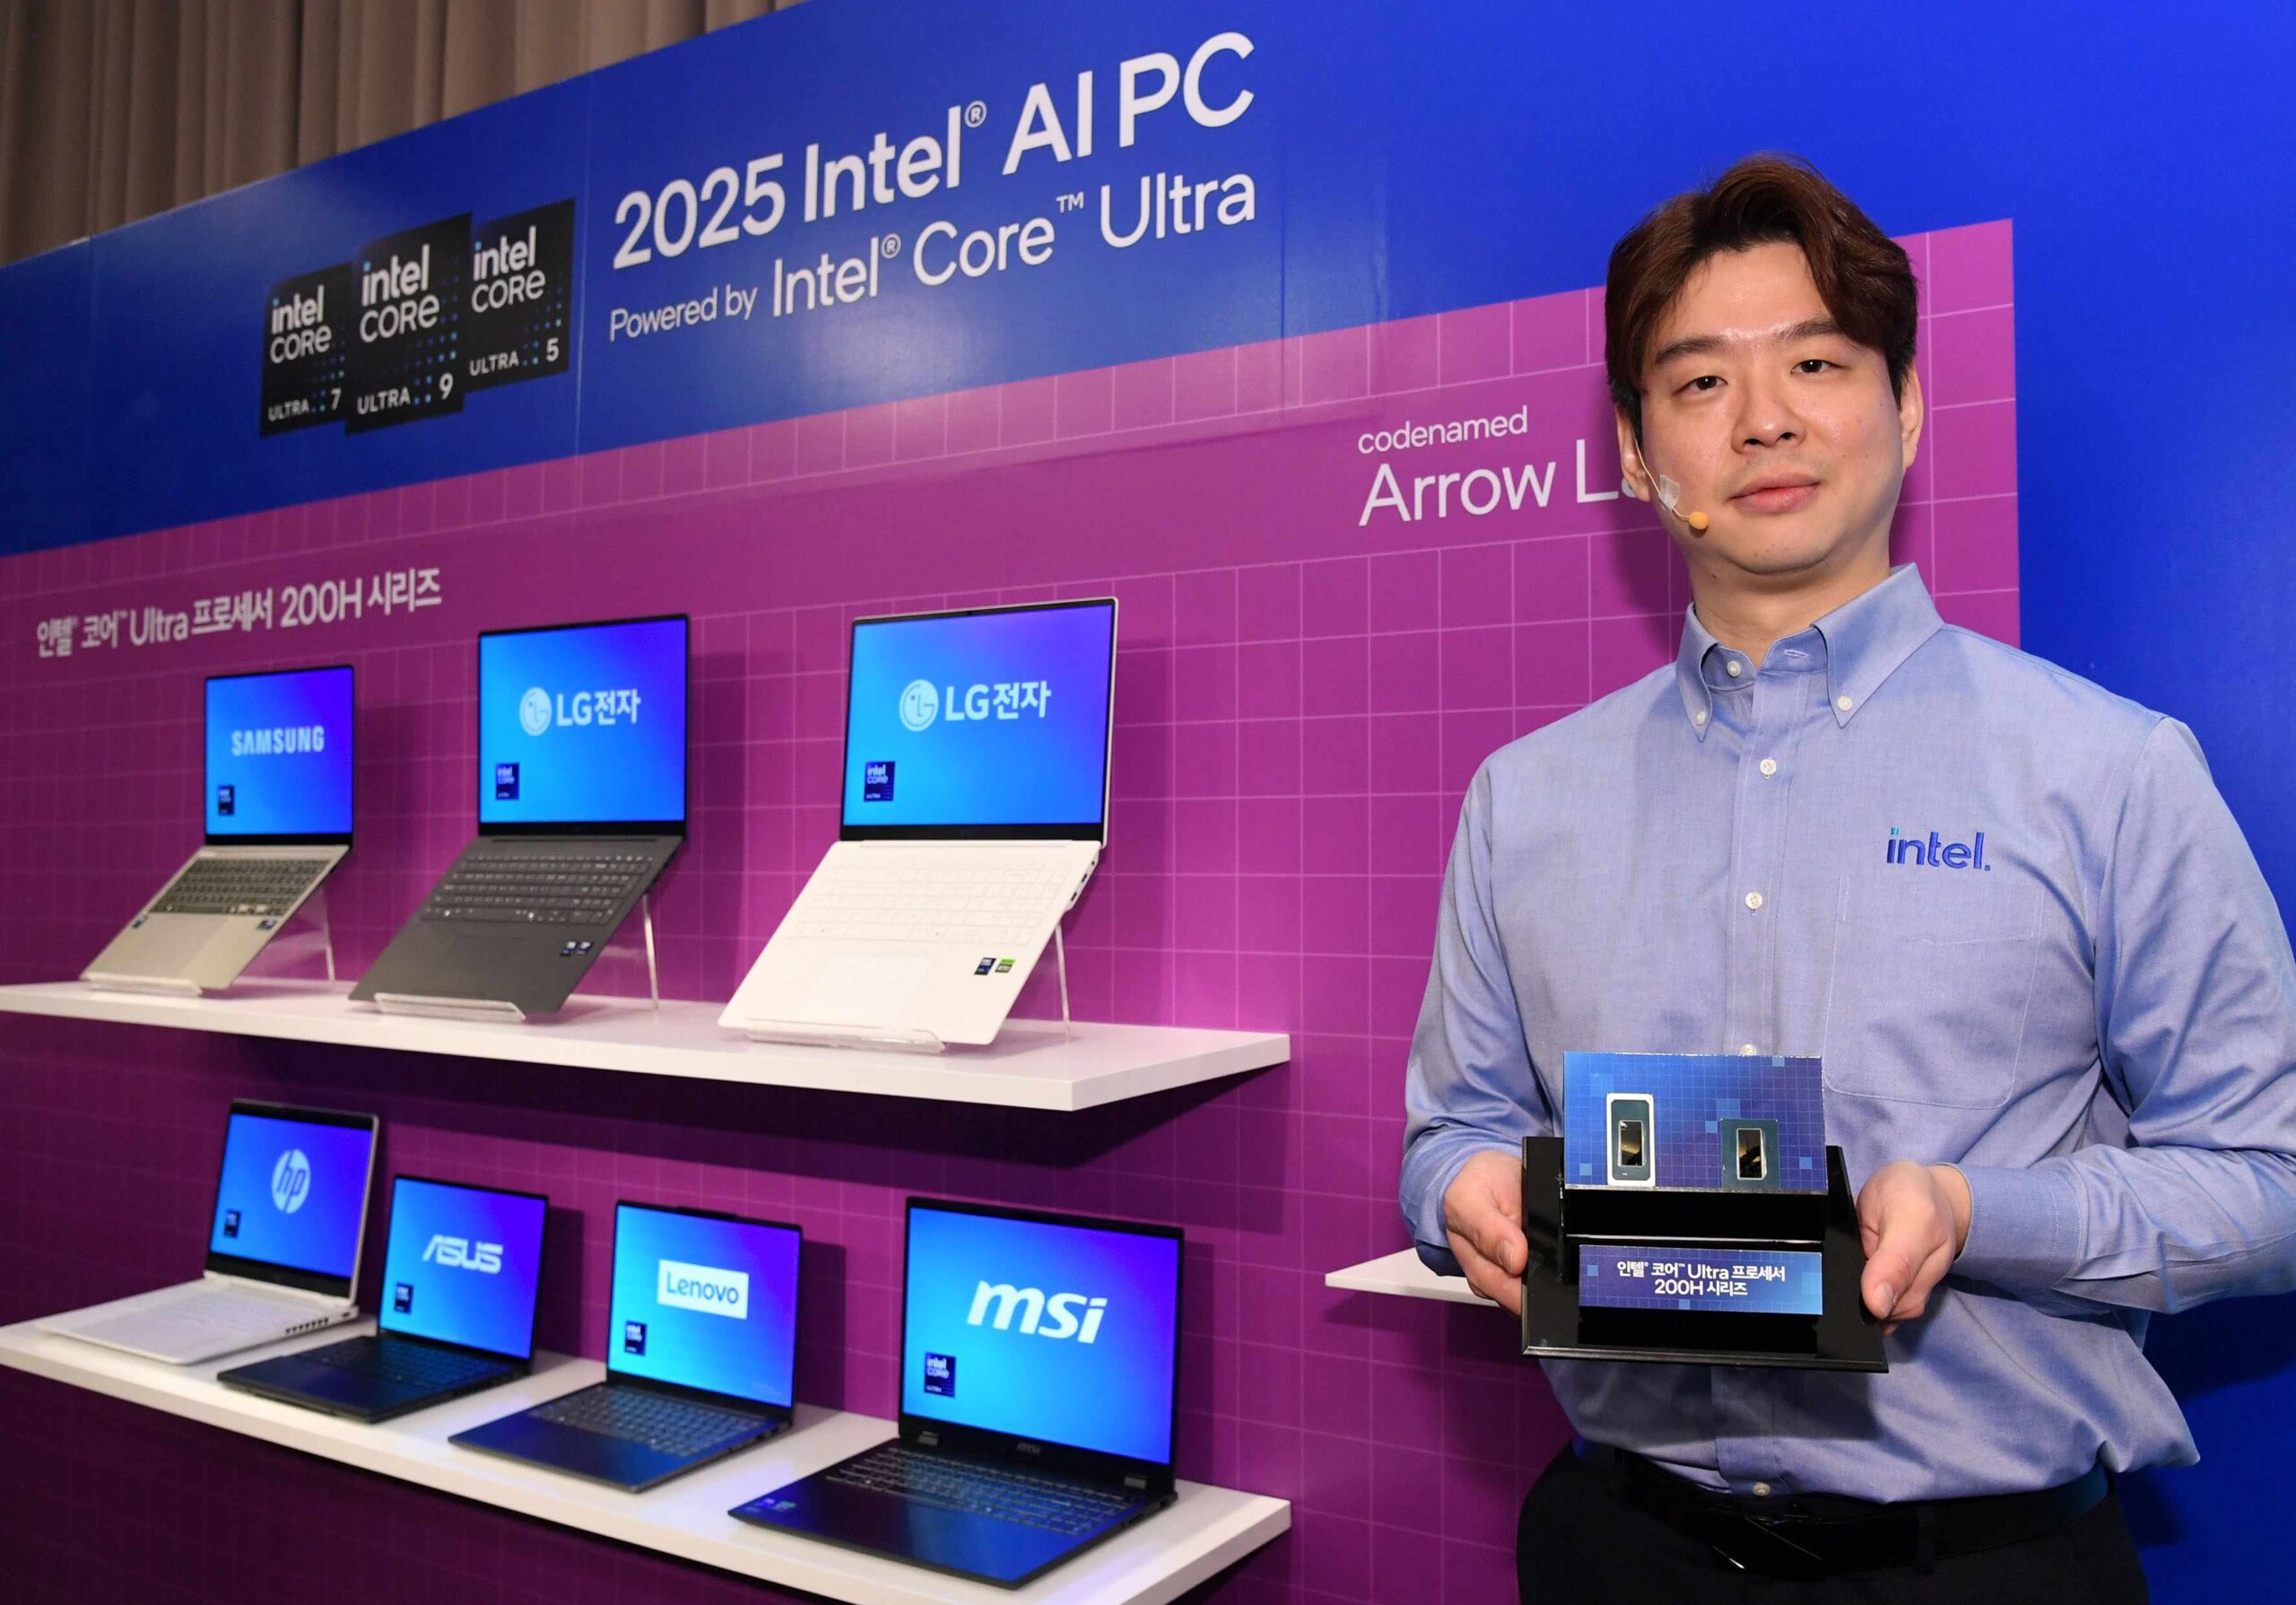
[302,1334,508,1389]
[529,1385,767,1457]
[783,853,1077,946]
[61,1287,322,1351]
[421,849,651,925]
[150,857,327,917]
[825,1443,1140,1535]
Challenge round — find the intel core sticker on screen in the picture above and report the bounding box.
[1579,1244,1823,1315]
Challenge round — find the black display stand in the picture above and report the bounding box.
[1518,1135,1887,1372]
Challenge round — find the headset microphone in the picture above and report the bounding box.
[1623,436,1710,531]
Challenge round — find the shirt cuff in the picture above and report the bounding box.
[1952,1163,2084,1290]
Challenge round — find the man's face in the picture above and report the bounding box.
[1617,240,1921,583]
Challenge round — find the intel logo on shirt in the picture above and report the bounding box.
[657,1258,749,1318]
[1884,826,1992,870]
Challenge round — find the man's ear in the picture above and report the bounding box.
[1898,365,1926,472]
[1614,406,1651,502]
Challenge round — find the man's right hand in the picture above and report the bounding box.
[1443,1148,1527,1313]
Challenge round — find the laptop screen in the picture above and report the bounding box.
[607,1203,801,1409]
[477,615,688,831]
[204,666,354,841]
[205,1105,377,1284]
[900,1200,1180,1466]
[842,599,1115,839]
[377,1176,548,1358]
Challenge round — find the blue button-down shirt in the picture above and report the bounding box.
[1400,563,2296,1500]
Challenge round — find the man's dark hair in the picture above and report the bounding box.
[1605,153,1918,438]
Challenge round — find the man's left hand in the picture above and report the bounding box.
[1856,1161,1972,1332]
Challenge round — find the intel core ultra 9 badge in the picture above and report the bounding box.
[346,214,470,433]
[258,263,351,434]
[464,199,575,394]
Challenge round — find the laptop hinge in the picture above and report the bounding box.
[917,1430,939,1447]
[1124,1473,1148,1490]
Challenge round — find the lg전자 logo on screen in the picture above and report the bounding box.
[422,1234,504,1273]
[966,1281,1109,1343]
[269,1148,312,1213]
[518,686,553,737]
[899,678,939,731]
[657,1258,749,1318]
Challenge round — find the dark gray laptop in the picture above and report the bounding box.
[351,615,687,1020]
[452,1202,800,1491]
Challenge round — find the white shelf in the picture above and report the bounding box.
[0,982,1288,1112]
[1324,1248,1486,1305]
[0,1316,1288,1605]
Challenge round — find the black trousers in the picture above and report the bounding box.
[1517,1446,2148,1604]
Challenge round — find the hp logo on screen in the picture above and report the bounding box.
[518,686,553,737]
[270,1149,312,1214]
[899,678,939,731]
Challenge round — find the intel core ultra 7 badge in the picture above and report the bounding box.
[258,263,351,435]
[346,214,470,433]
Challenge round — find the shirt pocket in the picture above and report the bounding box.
[1820,868,2043,1109]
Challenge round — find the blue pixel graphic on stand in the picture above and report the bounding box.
[1562,1051,1826,1192]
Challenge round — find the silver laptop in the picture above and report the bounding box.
[39,1100,380,1363]
[83,664,354,994]
[720,598,1117,1050]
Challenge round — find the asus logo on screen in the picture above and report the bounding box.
[966,1282,1108,1343]
[897,678,1053,733]
[422,1234,504,1273]
[657,1259,749,1319]
[230,725,326,756]
[517,685,643,737]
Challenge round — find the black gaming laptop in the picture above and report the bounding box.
[219,1175,547,1423]
[452,1202,801,1491]
[731,1199,1183,1589]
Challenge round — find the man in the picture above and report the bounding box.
[1399,153,2296,1601]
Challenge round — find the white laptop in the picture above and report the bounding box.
[39,1100,380,1363]
[721,598,1118,1050]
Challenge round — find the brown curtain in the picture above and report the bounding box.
[0,0,799,266]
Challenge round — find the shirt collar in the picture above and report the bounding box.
[1674,563,1944,739]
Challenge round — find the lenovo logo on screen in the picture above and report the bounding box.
[657,1259,749,1318]
[422,1234,503,1273]
[966,1281,1108,1343]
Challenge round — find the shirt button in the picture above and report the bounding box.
[1744,891,1764,912]
[1835,694,1854,712]
[1739,1042,1759,1055]
[1693,711,1708,727]
[1725,659,1744,678]
[1752,1482,1772,1497]
[1758,757,1778,777]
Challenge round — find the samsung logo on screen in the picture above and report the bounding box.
[230,724,326,756]
[967,1281,1108,1343]
[657,1258,750,1319]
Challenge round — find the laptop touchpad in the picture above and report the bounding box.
[804,954,926,1024]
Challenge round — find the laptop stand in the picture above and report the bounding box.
[737,924,1077,1052]
[373,894,658,1023]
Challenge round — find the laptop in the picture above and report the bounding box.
[350,614,689,1020]
[218,1174,547,1422]
[731,1198,1182,1589]
[452,1201,801,1491]
[718,598,1117,1050]
[38,1100,379,1363]
[83,664,354,994]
